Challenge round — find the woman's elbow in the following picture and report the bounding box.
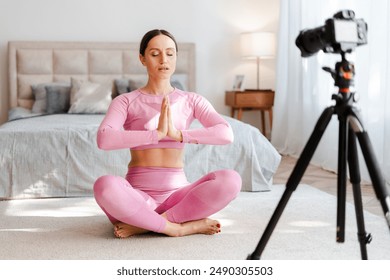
[96,129,111,150]
[220,125,234,144]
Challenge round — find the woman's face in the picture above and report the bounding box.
[140,34,177,80]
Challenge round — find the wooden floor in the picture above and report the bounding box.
[273,155,383,217]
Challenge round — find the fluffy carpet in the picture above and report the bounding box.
[1,184,389,260]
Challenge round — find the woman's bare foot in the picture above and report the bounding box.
[113,217,221,238]
[113,222,149,238]
[163,218,221,237]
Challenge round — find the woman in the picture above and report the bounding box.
[93,29,242,238]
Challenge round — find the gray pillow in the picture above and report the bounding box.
[8,107,43,121]
[46,84,71,114]
[31,84,48,113]
[31,82,70,113]
[171,80,184,90]
[115,79,130,95]
[171,74,187,91]
[128,79,144,91]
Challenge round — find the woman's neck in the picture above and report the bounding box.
[141,79,174,96]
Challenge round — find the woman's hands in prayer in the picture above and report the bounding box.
[157,95,183,142]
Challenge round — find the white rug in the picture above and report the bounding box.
[1,184,389,260]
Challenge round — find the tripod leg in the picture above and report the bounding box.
[349,111,390,230]
[348,126,372,260]
[247,106,335,260]
[336,116,348,243]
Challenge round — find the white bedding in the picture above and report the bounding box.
[0,114,281,199]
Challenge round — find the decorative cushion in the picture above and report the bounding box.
[171,80,185,90]
[31,82,70,113]
[46,84,71,114]
[128,78,146,91]
[8,107,42,121]
[114,78,146,95]
[171,74,187,91]
[68,78,112,114]
[31,84,48,113]
[114,79,131,95]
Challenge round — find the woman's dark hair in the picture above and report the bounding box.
[139,29,178,56]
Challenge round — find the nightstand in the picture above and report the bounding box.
[225,89,275,137]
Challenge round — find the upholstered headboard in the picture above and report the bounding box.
[8,41,196,109]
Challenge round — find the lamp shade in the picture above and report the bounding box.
[241,32,276,58]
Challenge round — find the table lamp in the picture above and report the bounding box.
[241,32,276,90]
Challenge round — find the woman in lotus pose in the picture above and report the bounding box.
[93,29,242,238]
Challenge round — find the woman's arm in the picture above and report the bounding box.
[96,95,159,150]
[181,94,234,145]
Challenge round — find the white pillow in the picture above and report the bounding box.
[68,78,112,114]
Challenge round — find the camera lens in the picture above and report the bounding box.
[296,26,327,57]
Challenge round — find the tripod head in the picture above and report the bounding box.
[322,52,358,111]
[322,52,355,94]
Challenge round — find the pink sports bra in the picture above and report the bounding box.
[97,89,233,151]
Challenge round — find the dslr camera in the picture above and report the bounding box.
[296,10,367,57]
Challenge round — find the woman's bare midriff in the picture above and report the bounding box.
[129,148,184,168]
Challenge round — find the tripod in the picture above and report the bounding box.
[248,53,390,260]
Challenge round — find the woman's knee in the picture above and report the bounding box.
[214,169,242,195]
[93,175,118,198]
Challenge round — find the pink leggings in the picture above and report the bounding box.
[93,167,242,233]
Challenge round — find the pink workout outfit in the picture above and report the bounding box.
[93,88,242,233]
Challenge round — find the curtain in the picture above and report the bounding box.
[272,0,390,188]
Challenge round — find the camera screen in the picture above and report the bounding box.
[334,20,358,43]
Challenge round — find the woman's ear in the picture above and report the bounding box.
[139,54,146,66]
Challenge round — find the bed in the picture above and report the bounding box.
[0,41,281,199]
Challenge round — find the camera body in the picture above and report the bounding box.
[296,10,367,57]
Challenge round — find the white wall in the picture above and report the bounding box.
[0,0,280,127]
